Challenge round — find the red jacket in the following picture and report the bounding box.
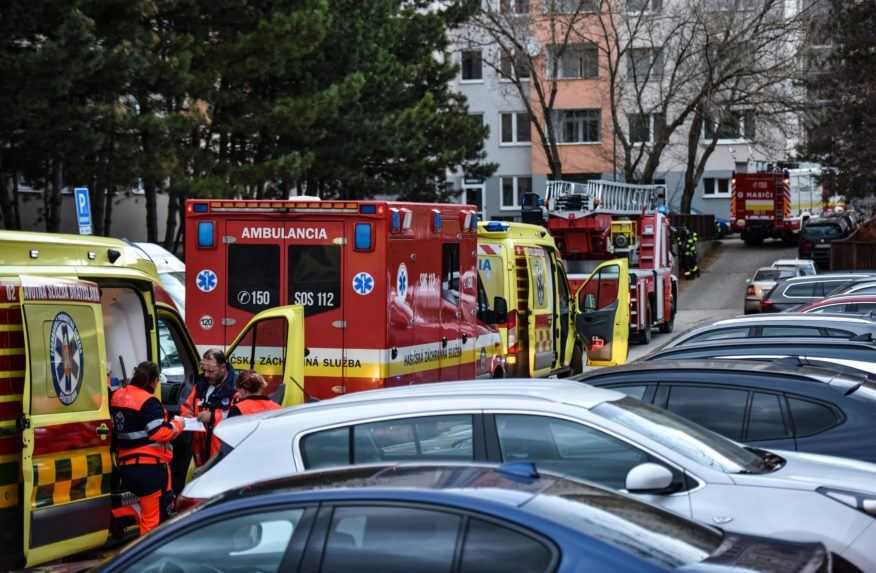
[228,396,281,418]
[111,385,182,463]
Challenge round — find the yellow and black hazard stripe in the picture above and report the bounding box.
[32,449,112,509]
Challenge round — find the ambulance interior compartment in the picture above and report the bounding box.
[101,287,149,386]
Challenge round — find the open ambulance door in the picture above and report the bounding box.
[574,259,630,367]
[525,247,555,377]
[17,277,112,567]
[226,306,305,407]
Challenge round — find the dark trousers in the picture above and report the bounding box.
[118,464,172,535]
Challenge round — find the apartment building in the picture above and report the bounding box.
[450,0,799,221]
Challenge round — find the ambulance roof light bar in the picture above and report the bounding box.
[484,221,509,233]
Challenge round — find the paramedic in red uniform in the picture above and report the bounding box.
[181,349,237,466]
[111,361,183,535]
[228,371,281,418]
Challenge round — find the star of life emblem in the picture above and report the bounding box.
[50,312,85,406]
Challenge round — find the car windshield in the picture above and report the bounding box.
[160,272,186,312]
[754,269,793,281]
[802,224,842,238]
[525,482,723,568]
[592,397,770,474]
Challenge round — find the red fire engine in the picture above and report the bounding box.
[535,180,677,344]
[184,199,503,401]
[730,170,798,246]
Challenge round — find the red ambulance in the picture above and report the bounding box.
[185,199,504,401]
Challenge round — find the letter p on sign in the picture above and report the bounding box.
[74,187,92,235]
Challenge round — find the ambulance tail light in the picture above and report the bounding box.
[506,310,519,352]
[432,209,443,233]
[390,209,402,233]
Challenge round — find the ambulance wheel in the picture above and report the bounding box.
[492,367,505,379]
[659,315,675,334]
[570,344,584,375]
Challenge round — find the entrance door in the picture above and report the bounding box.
[525,247,555,377]
[18,276,112,566]
[285,221,344,399]
[224,221,284,347]
[575,259,630,366]
[555,264,574,368]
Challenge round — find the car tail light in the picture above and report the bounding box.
[175,495,206,512]
[746,285,756,297]
[761,299,775,312]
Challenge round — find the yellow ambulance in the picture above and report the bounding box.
[476,221,630,376]
[0,231,304,568]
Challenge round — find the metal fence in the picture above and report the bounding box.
[669,213,717,241]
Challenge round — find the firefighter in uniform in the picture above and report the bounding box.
[228,371,281,418]
[181,349,237,466]
[685,229,700,279]
[111,361,183,535]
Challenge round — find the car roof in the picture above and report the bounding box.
[215,379,624,445]
[783,273,873,283]
[658,337,876,350]
[582,358,842,383]
[772,259,812,265]
[709,312,876,326]
[810,295,876,304]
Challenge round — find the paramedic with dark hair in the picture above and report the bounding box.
[181,349,238,466]
[110,361,183,535]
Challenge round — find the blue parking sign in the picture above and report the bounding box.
[74,187,92,235]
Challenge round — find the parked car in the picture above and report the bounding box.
[800,295,876,316]
[771,258,818,276]
[798,217,853,268]
[184,379,876,570]
[831,281,876,296]
[660,313,876,349]
[135,241,186,316]
[98,463,832,573]
[639,338,876,378]
[579,359,876,464]
[745,267,799,314]
[760,273,876,312]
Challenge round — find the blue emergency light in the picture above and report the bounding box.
[390,210,402,232]
[354,223,373,251]
[432,211,442,232]
[360,204,377,215]
[485,221,509,232]
[197,221,215,248]
[192,203,209,213]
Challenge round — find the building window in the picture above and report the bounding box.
[461,50,483,81]
[500,176,532,210]
[705,110,756,141]
[703,177,731,197]
[548,44,598,79]
[627,48,664,81]
[499,51,530,80]
[546,0,596,13]
[462,186,484,215]
[500,0,530,14]
[553,109,601,143]
[627,0,662,11]
[500,112,531,144]
[628,113,665,143]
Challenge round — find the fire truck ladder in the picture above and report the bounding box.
[545,180,664,217]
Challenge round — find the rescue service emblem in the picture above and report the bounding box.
[533,260,546,306]
[353,272,375,296]
[196,269,218,293]
[49,312,85,406]
[396,263,409,301]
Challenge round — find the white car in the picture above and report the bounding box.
[184,379,876,571]
[135,241,186,316]
[772,258,817,277]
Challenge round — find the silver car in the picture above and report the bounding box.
[184,379,876,571]
[745,267,799,314]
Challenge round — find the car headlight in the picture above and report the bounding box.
[817,487,876,517]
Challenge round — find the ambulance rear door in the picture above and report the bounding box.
[525,247,555,377]
[575,259,630,366]
[226,306,305,407]
[285,221,344,399]
[17,276,112,566]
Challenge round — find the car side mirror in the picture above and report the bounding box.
[493,296,508,324]
[625,463,676,495]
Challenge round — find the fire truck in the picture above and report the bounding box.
[730,169,799,246]
[535,180,677,345]
[184,199,504,401]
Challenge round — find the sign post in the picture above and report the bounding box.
[73,187,92,235]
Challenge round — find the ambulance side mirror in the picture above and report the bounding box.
[493,296,508,324]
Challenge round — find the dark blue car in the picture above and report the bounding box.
[95,463,828,573]
[578,359,876,463]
